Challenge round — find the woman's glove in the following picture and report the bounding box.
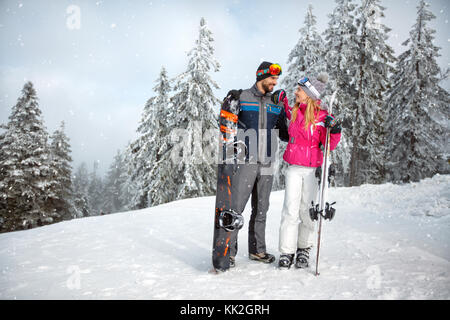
[324,115,342,134]
[324,115,337,128]
[271,89,287,105]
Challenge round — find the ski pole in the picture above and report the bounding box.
[315,126,330,276]
[315,90,337,276]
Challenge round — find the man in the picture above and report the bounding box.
[222,61,289,268]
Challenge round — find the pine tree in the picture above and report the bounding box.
[385,0,449,183]
[323,0,359,186]
[128,96,156,209]
[0,123,7,231]
[276,5,325,189]
[169,17,220,200]
[282,5,326,103]
[128,66,174,209]
[88,161,103,215]
[119,144,136,211]
[145,67,179,206]
[0,82,53,232]
[102,150,126,214]
[48,121,75,220]
[72,162,90,217]
[348,0,395,186]
[271,141,287,191]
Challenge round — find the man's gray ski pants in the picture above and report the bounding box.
[228,163,274,257]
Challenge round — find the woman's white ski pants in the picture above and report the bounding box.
[279,165,318,254]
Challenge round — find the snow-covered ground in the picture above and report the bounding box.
[0,175,449,300]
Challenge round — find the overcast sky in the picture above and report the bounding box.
[0,0,449,175]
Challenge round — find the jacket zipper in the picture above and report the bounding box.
[309,124,312,166]
[258,96,267,163]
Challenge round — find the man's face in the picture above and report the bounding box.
[261,76,279,93]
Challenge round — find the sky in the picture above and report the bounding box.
[0,0,449,176]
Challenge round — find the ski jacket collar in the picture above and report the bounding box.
[300,100,328,112]
[251,83,270,98]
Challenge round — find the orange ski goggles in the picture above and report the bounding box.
[256,63,282,77]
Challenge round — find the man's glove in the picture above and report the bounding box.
[226,89,242,101]
[271,89,287,104]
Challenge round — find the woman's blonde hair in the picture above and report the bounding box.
[291,96,321,130]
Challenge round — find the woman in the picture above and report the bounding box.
[278,73,341,269]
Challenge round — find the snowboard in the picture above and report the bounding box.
[211,91,243,272]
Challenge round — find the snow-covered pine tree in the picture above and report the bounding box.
[127,96,158,209]
[169,17,220,200]
[127,66,174,209]
[271,142,287,191]
[145,67,180,206]
[118,144,136,211]
[102,150,126,214]
[87,161,103,215]
[48,121,76,220]
[72,162,90,217]
[274,5,326,190]
[323,0,359,186]
[385,0,449,183]
[0,123,7,231]
[282,4,326,103]
[126,146,147,209]
[0,82,53,232]
[349,0,395,186]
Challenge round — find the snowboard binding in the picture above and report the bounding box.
[309,201,336,221]
[218,209,244,232]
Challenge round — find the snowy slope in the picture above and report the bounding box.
[0,175,449,300]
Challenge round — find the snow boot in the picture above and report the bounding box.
[249,252,275,264]
[295,247,311,269]
[278,254,294,269]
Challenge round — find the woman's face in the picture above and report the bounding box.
[295,86,308,104]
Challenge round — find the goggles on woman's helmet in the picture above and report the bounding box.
[298,77,321,98]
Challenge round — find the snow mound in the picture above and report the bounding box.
[339,174,450,218]
[0,175,449,300]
